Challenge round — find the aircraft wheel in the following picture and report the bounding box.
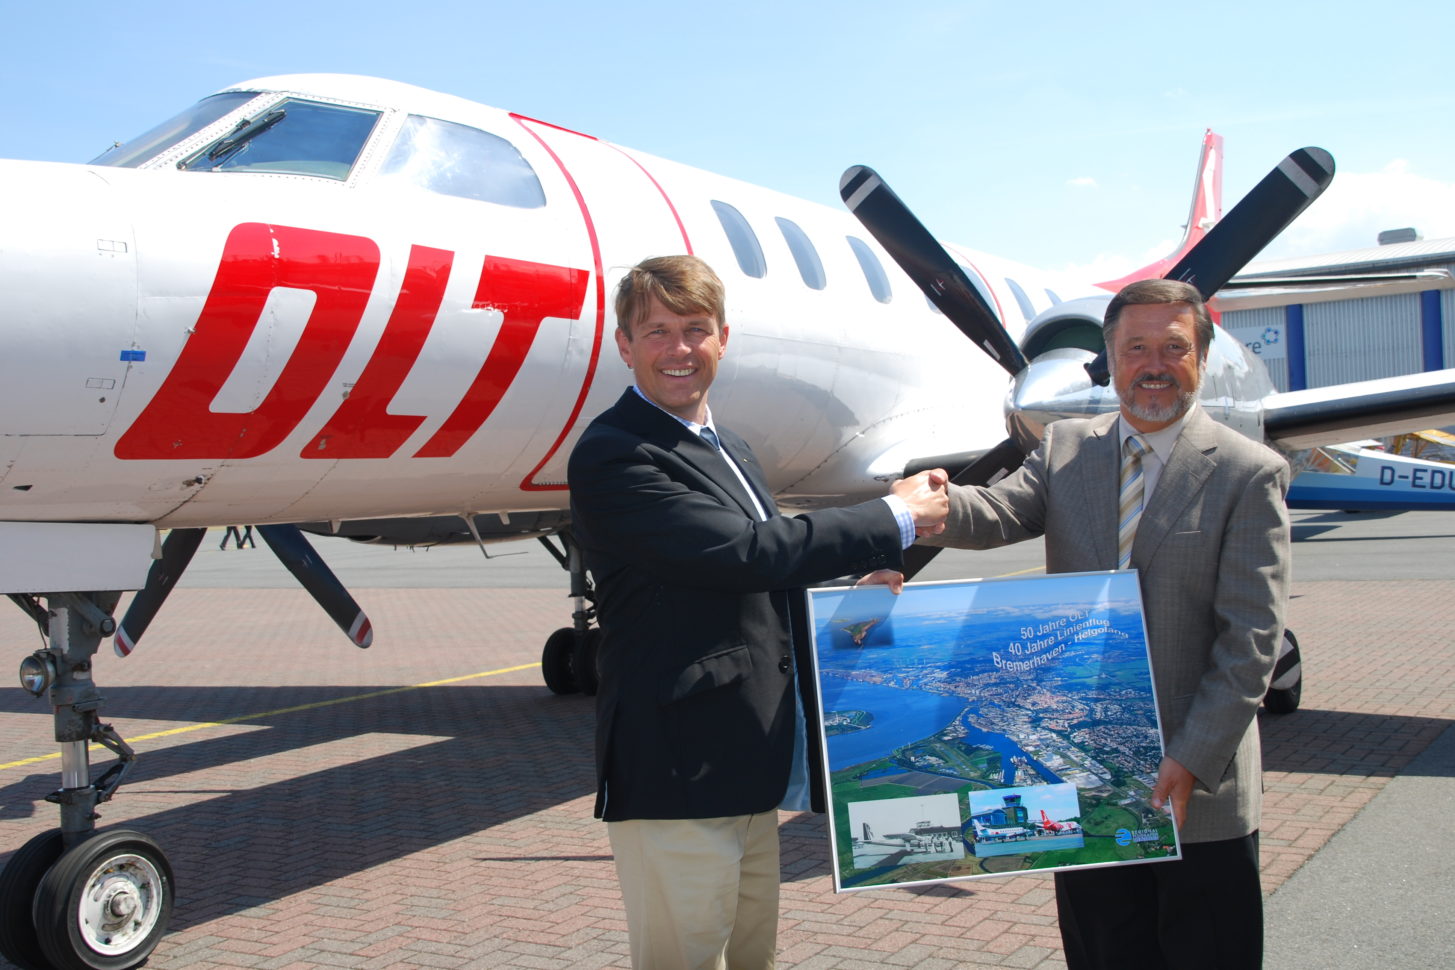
[542,627,578,695]
[1263,628,1302,714]
[573,628,602,697]
[0,828,65,970]
[33,829,174,970]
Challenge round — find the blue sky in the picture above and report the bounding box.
[4,1,1451,278]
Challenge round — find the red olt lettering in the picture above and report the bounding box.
[114,224,589,461]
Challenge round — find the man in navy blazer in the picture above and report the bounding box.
[568,255,948,969]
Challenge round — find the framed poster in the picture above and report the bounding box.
[806,570,1179,892]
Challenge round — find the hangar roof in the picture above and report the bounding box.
[1240,237,1455,279]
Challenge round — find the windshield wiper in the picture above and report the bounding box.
[177,109,286,170]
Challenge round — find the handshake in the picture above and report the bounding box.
[857,469,950,595]
[891,468,950,538]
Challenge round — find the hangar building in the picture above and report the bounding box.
[1219,232,1454,393]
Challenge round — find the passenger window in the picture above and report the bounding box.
[846,236,892,304]
[1005,278,1037,321]
[176,99,381,179]
[712,201,767,278]
[775,217,826,290]
[379,115,546,207]
[954,259,1001,322]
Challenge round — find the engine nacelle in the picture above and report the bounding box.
[1007,293,1272,449]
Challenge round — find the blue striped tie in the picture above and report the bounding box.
[700,427,721,451]
[1117,435,1148,570]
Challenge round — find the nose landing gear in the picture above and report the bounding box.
[1,591,174,970]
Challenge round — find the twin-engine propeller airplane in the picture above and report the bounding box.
[4,73,1455,970]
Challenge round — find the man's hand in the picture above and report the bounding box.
[855,569,905,594]
[891,468,949,536]
[1151,756,1195,827]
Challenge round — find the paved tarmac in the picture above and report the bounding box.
[1264,720,1455,970]
[1,511,1452,968]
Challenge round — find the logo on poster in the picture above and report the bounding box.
[1114,827,1161,846]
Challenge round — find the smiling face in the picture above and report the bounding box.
[1108,301,1206,432]
[616,294,728,424]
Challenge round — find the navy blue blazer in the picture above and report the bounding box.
[568,389,904,821]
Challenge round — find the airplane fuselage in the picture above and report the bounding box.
[0,75,1094,531]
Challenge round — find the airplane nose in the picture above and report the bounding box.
[0,160,138,436]
[1006,348,1121,451]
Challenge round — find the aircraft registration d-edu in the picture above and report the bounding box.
[4,74,1455,970]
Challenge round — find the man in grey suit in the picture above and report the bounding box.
[920,278,1290,969]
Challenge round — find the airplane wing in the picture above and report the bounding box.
[1263,368,1455,451]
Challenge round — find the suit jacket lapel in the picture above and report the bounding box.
[681,433,765,520]
[1078,416,1123,568]
[614,390,765,520]
[718,427,776,519]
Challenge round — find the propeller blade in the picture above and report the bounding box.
[257,524,373,647]
[902,438,1029,580]
[1166,146,1335,300]
[115,527,206,656]
[1085,146,1337,387]
[841,165,1029,376]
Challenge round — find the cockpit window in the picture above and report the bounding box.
[378,115,546,207]
[175,99,381,180]
[90,92,257,168]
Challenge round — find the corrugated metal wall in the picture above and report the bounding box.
[1304,293,1423,386]
[1226,284,1450,392]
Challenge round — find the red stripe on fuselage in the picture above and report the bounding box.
[601,142,694,258]
[509,115,607,490]
[508,116,692,491]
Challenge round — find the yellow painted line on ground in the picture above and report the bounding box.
[0,661,539,772]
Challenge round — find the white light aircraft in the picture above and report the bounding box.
[3,74,1455,970]
[1286,438,1455,510]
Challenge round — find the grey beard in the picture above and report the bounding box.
[1122,386,1197,425]
[1113,360,1206,425]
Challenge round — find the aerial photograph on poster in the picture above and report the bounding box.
[807,571,1179,892]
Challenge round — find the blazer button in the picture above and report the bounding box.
[778,655,791,673]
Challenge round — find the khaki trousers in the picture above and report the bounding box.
[608,812,780,970]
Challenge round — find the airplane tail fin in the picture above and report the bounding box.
[1097,129,1224,292]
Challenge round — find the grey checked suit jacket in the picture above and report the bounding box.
[922,407,1291,842]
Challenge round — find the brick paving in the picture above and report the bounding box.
[2,577,1452,969]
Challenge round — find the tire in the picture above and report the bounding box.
[542,627,578,695]
[33,829,174,970]
[573,628,602,697]
[0,829,64,970]
[1263,628,1302,714]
